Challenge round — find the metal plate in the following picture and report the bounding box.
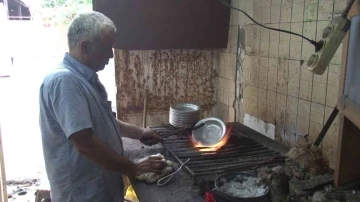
[192,117,226,146]
[169,103,201,128]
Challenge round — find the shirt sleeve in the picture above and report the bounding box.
[46,75,93,139]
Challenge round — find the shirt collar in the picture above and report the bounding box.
[63,53,98,81]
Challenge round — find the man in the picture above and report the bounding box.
[39,11,166,202]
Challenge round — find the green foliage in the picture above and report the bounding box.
[39,0,92,26]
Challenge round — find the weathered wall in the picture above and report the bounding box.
[216,0,347,168]
[114,49,217,126]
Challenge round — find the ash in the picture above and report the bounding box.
[219,175,267,198]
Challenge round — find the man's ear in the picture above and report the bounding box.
[79,41,91,54]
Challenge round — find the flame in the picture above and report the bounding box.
[192,128,232,152]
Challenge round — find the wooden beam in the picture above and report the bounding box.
[335,0,360,187]
[338,97,360,130]
[0,126,8,202]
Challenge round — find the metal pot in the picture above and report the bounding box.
[192,117,226,146]
[214,172,270,202]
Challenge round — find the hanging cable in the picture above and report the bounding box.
[219,0,323,51]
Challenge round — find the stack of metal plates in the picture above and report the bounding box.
[169,103,201,128]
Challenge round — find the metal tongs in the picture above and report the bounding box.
[157,158,191,187]
[161,123,205,142]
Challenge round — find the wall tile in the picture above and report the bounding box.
[258,88,268,119]
[303,21,317,40]
[266,106,276,124]
[279,40,290,59]
[271,6,281,23]
[269,40,279,58]
[326,85,339,107]
[289,41,303,60]
[269,24,280,41]
[284,131,297,146]
[312,82,326,104]
[281,0,292,22]
[313,67,328,84]
[243,68,251,84]
[259,71,268,89]
[334,0,347,13]
[304,0,318,21]
[278,59,289,78]
[309,121,322,142]
[267,90,277,108]
[290,22,304,41]
[254,0,262,22]
[296,99,311,136]
[260,57,269,73]
[280,23,291,41]
[325,106,339,126]
[246,0,254,11]
[318,0,333,20]
[272,0,282,6]
[268,58,278,91]
[262,5,271,23]
[243,98,258,116]
[228,93,236,107]
[310,102,325,125]
[268,72,278,91]
[288,77,300,97]
[286,96,298,132]
[300,65,314,81]
[277,76,288,94]
[292,0,304,22]
[231,9,240,26]
[328,64,340,87]
[288,60,301,79]
[276,93,287,127]
[245,10,254,25]
[299,80,312,101]
[260,28,270,57]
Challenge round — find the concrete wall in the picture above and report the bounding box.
[216,0,347,168]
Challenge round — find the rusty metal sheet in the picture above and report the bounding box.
[114,49,217,123]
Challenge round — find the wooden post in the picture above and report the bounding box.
[335,0,360,187]
[0,125,8,202]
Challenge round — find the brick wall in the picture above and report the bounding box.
[216,0,347,168]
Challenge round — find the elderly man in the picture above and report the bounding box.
[39,11,166,202]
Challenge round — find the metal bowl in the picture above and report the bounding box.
[215,172,270,202]
[192,117,226,146]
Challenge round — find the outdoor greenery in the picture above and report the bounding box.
[39,0,92,26]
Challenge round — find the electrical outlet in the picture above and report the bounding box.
[306,16,351,75]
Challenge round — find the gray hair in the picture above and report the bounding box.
[67,11,116,51]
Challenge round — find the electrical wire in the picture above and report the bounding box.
[219,0,323,51]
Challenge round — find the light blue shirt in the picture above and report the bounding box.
[39,53,124,202]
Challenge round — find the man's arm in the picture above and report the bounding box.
[116,120,162,145]
[71,129,165,177]
[71,128,137,176]
[116,119,144,140]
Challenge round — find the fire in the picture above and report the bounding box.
[192,128,232,152]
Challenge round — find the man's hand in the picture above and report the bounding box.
[139,129,162,146]
[134,156,167,176]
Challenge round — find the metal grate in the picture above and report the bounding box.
[151,125,285,184]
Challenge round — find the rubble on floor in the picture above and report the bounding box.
[256,143,337,202]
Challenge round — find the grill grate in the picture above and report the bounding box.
[151,124,285,184]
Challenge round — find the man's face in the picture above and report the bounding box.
[83,32,115,72]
